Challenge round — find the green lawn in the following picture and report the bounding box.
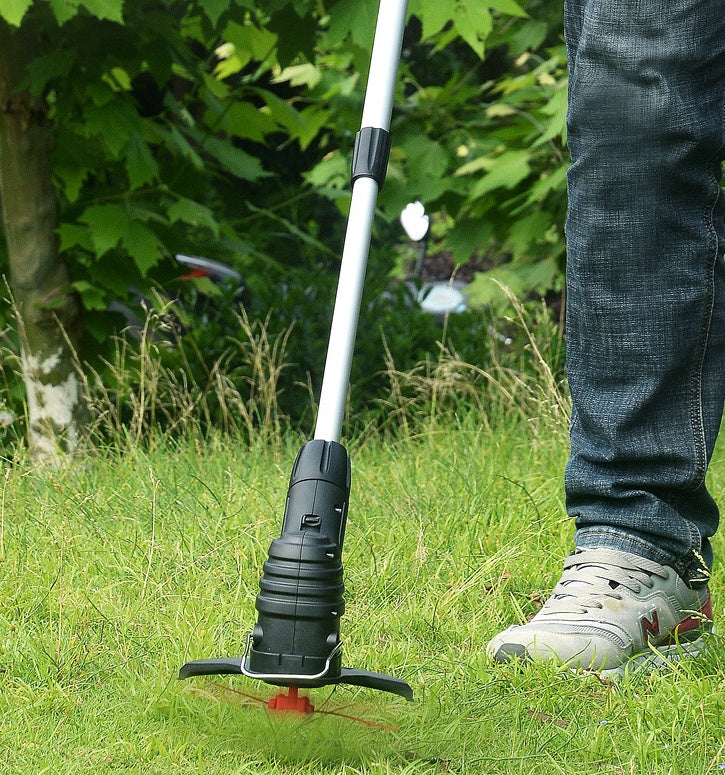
[1,412,723,774]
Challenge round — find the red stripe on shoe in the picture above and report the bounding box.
[665,594,713,643]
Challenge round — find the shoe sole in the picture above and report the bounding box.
[491,629,714,678]
[599,630,715,679]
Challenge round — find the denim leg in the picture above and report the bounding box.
[563,0,725,583]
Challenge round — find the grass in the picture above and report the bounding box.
[1,404,724,774]
[0,301,722,774]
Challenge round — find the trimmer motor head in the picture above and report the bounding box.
[178,441,412,708]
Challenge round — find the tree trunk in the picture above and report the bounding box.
[0,21,85,463]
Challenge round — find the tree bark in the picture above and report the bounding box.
[0,21,85,462]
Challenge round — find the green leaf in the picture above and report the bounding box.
[80,0,124,23]
[121,222,162,275]
[167,198,219,236]
[23,48,76,97]
[296,106,331,151]
[0,0,33,26]
[54,164,89,204]
[84,81,116,108]
[200,0,230,27]
[445,218,494,265]
[410,0,525,45]
[187,276,221,297]
[327,0,377,49]
[124,134,159,189]
[400,134,452,201]
[152,125,204,171]
[83,100,137,158]
[272,63,322,90]
[467,150,532,199]
[210,102,278,144]
[540,87,568,142]
[47,0,81,24]
[499,19,548,56]
[77,204,162,275]
[268,9,318,67]
[488,0,527,18]
[258,90,307,139]
[108,66,131,91]
[70,280,107,310]
[452,2,492,58]
[223,21,277,62]
[79,204,127,256]
[505,210,554,254]
[454,155,491,178]
[202,136,268,181]
[58,223,94,253]
[304,152,348,189]
[525,163,568,205]
[466,257,557,307]
[408,0,451,40]
[53,125,105,202]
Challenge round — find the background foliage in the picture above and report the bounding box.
[0,0,567,433]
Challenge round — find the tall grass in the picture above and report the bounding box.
[376,292,568,441]
[152,295,561,445]
[1,292,568,458]
[75,304,295,449]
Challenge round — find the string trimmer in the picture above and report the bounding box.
[179,0,413,712]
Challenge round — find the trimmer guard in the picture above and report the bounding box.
[179,636,413,701]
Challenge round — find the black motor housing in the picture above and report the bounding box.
[178,438,412,701]
[248,439,350,685]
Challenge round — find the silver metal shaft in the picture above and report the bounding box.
[314,0,409,443]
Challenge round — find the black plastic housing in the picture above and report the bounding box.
[248,439,350,685]
[351,127,391,187]
[178,439,413,701]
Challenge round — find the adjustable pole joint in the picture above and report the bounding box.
[351,127,391,188]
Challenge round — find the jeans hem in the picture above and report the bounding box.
[575,526,710,587]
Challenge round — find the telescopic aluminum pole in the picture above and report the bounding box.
[314,0,409,443]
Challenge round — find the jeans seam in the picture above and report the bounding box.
[688,102,725,491]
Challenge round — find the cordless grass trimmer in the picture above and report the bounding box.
[179,0,413,712]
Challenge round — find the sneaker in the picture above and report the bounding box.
[487,547,713,676]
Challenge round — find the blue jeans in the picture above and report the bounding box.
[563,0,725,583]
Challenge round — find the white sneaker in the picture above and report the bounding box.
[487,548,713,676]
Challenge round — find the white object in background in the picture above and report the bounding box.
[418,284,467,318]
[400,201,430,242]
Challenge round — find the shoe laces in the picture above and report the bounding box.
[542,548,670,615]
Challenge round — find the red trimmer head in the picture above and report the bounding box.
[267,685,314,714]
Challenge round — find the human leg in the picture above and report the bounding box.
[488,0,724,669]
[564,0,725,584]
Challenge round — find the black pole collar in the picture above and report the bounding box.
[351,127,391,188]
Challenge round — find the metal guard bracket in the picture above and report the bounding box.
[240,635,343,683]
[178,634,413,701]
